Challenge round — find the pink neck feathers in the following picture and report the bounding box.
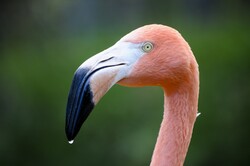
[150,82,199,166]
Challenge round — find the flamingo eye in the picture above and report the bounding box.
[142,42,153,53]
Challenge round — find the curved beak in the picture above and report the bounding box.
[65,41,144,142]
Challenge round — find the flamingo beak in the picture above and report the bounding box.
[65,41,144,142]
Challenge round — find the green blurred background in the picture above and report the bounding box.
[1,0,249,165]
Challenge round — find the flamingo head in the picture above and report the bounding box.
[65,24,197,142]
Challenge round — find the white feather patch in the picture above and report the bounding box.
[196,112,201,117]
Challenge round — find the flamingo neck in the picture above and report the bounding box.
[150,85,199,166]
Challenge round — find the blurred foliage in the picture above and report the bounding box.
[0,0,250,166]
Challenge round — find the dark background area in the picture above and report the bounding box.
[1,0,250,165]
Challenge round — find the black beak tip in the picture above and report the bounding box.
[65,126,76,142]
[65,67,95,142]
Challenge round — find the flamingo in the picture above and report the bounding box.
[65,24,199,166]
